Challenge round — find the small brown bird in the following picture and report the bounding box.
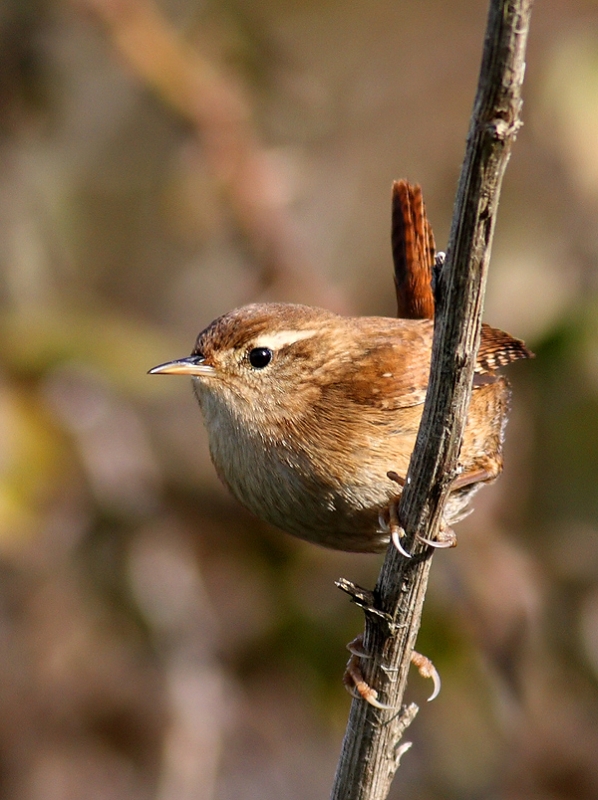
[149,303,531,553]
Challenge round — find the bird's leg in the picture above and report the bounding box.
[450,460,500,491]
[417,460,500,548]
[343,634,441,705]
[387,470,406,488]
[343,637,392,709]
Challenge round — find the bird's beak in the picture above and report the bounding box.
[148,355,217,377]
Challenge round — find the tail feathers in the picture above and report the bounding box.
[391,180,436,320]
[477,324,534,374]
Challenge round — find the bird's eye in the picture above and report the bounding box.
[248,347,273,369]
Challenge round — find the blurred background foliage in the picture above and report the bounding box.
[0,0,597,798]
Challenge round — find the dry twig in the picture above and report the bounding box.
[331,2,534,799]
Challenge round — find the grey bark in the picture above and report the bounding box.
[330,2,534,799]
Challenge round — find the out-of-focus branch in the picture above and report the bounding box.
[76,0,347,311]
[331,2,534,799]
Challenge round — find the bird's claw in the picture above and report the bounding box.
[411,650,441,701]
[388,502,412,558]
[343,653,394,709]
[416,524,457,549]
[346,635,370,658]
[343,641,440,707]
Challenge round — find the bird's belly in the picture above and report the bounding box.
[207,422,402,552]
[203,402,491,554]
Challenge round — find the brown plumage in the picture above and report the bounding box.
[150,303,532,552]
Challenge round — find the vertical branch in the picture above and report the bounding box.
[331,2,534,799]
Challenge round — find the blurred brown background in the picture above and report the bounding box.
[1,0,598,798]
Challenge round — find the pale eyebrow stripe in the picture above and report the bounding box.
[252,330,318,350]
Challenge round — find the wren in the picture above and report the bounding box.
[149,303,531,553]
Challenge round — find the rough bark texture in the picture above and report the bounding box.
[330,2,534,799]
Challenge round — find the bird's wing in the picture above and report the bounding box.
[326,319,531,412]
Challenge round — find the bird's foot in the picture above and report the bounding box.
[417,520,457,549]
[343,636,441,706]
[343,635,392,709]
[410,650,441,701]
[383,492,412,559]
